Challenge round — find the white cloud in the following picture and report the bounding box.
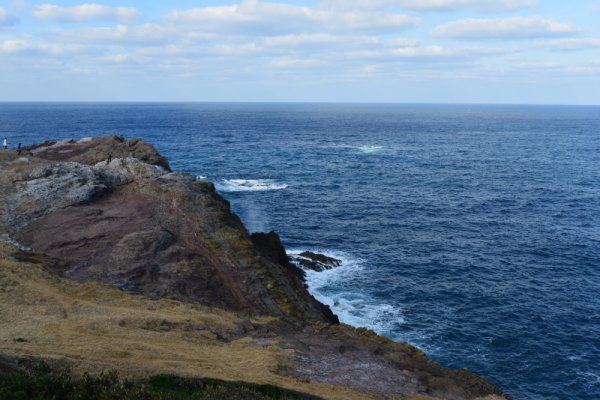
[133,42,263,59]
[331,11,419,33]
[504,60,600,76]
[262,33,379,52]
[430,16,580,40]
[0,7,19,27]
[0,39,29,53]
[511,60,564,70]
[0,2,522,81]
[122,39,505,71]
[53,24,172,45]
[33,3,142,23]
[383,38,420,47]
[320,0,538,12]
[269,58,323,68]
[8,1,28,11]
[355,64,382,74]
[164,0,420,34]
[535,38,600,51]
[0,38,85,55]
[206,43,261,56]
[397,0,538,11]
[263,33,339,47]
[104,53,130,63]
[349,43,506,62]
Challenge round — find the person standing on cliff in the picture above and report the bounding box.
[2,137,7,150]
[17,143,22,156]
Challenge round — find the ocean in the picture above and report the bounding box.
[1,103,599,400]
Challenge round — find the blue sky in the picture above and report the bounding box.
[1,0,599,103]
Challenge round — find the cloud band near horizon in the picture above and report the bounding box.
[0,1,599,103]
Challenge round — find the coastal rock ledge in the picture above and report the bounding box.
[0,136,510,400]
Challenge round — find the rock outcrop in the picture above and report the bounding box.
[290,251,343,272]
[0,137,510,400]
[1,137,334,324]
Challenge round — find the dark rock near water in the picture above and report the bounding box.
[291,251,342,272]
[250,231,339,325]
[250,231,291,268]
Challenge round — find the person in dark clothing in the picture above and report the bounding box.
[17,143,21,156]
[106,153,112,165]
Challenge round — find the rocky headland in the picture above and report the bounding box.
[0,136,509,400]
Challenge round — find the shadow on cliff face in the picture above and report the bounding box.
[0,136,510,400]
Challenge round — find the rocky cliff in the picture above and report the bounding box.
[0,137,510,400]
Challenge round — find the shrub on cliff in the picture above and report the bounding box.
[0,362,316,400]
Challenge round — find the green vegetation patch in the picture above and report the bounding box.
[0,362,320,400]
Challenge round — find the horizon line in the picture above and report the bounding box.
[0,101,599,107]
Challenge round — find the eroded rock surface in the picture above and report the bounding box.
[0,137,510,400]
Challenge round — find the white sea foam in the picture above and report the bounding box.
[289,249,404,333]
[356,145,384,153]
[195,175,208,180]
[334,144,385,154]
[216,179,288,192]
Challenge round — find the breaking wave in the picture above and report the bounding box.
[289,249,404,334]
[333,144,385,154]
[356,145,384,153]
[216,179,288,192]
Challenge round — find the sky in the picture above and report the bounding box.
[1,0,599,103]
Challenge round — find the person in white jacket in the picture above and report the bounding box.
[2,137,7,150]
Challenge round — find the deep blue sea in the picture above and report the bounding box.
[1,103,599,400]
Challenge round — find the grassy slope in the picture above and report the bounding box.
[0,243,372,400]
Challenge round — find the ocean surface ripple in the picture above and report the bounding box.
[2,103,599,400]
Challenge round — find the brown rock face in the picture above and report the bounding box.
[1,136,334,323]
[251,232,340,324]
[0,137,510,400]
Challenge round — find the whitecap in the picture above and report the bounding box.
[356,145,384,153]
[289,249,404,333]
[196,175,208,180]
[333,144,385,154]
[216,179,288,192]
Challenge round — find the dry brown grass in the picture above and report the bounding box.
[0,243,373,400]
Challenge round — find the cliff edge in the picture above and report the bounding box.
[0,137,510,400]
